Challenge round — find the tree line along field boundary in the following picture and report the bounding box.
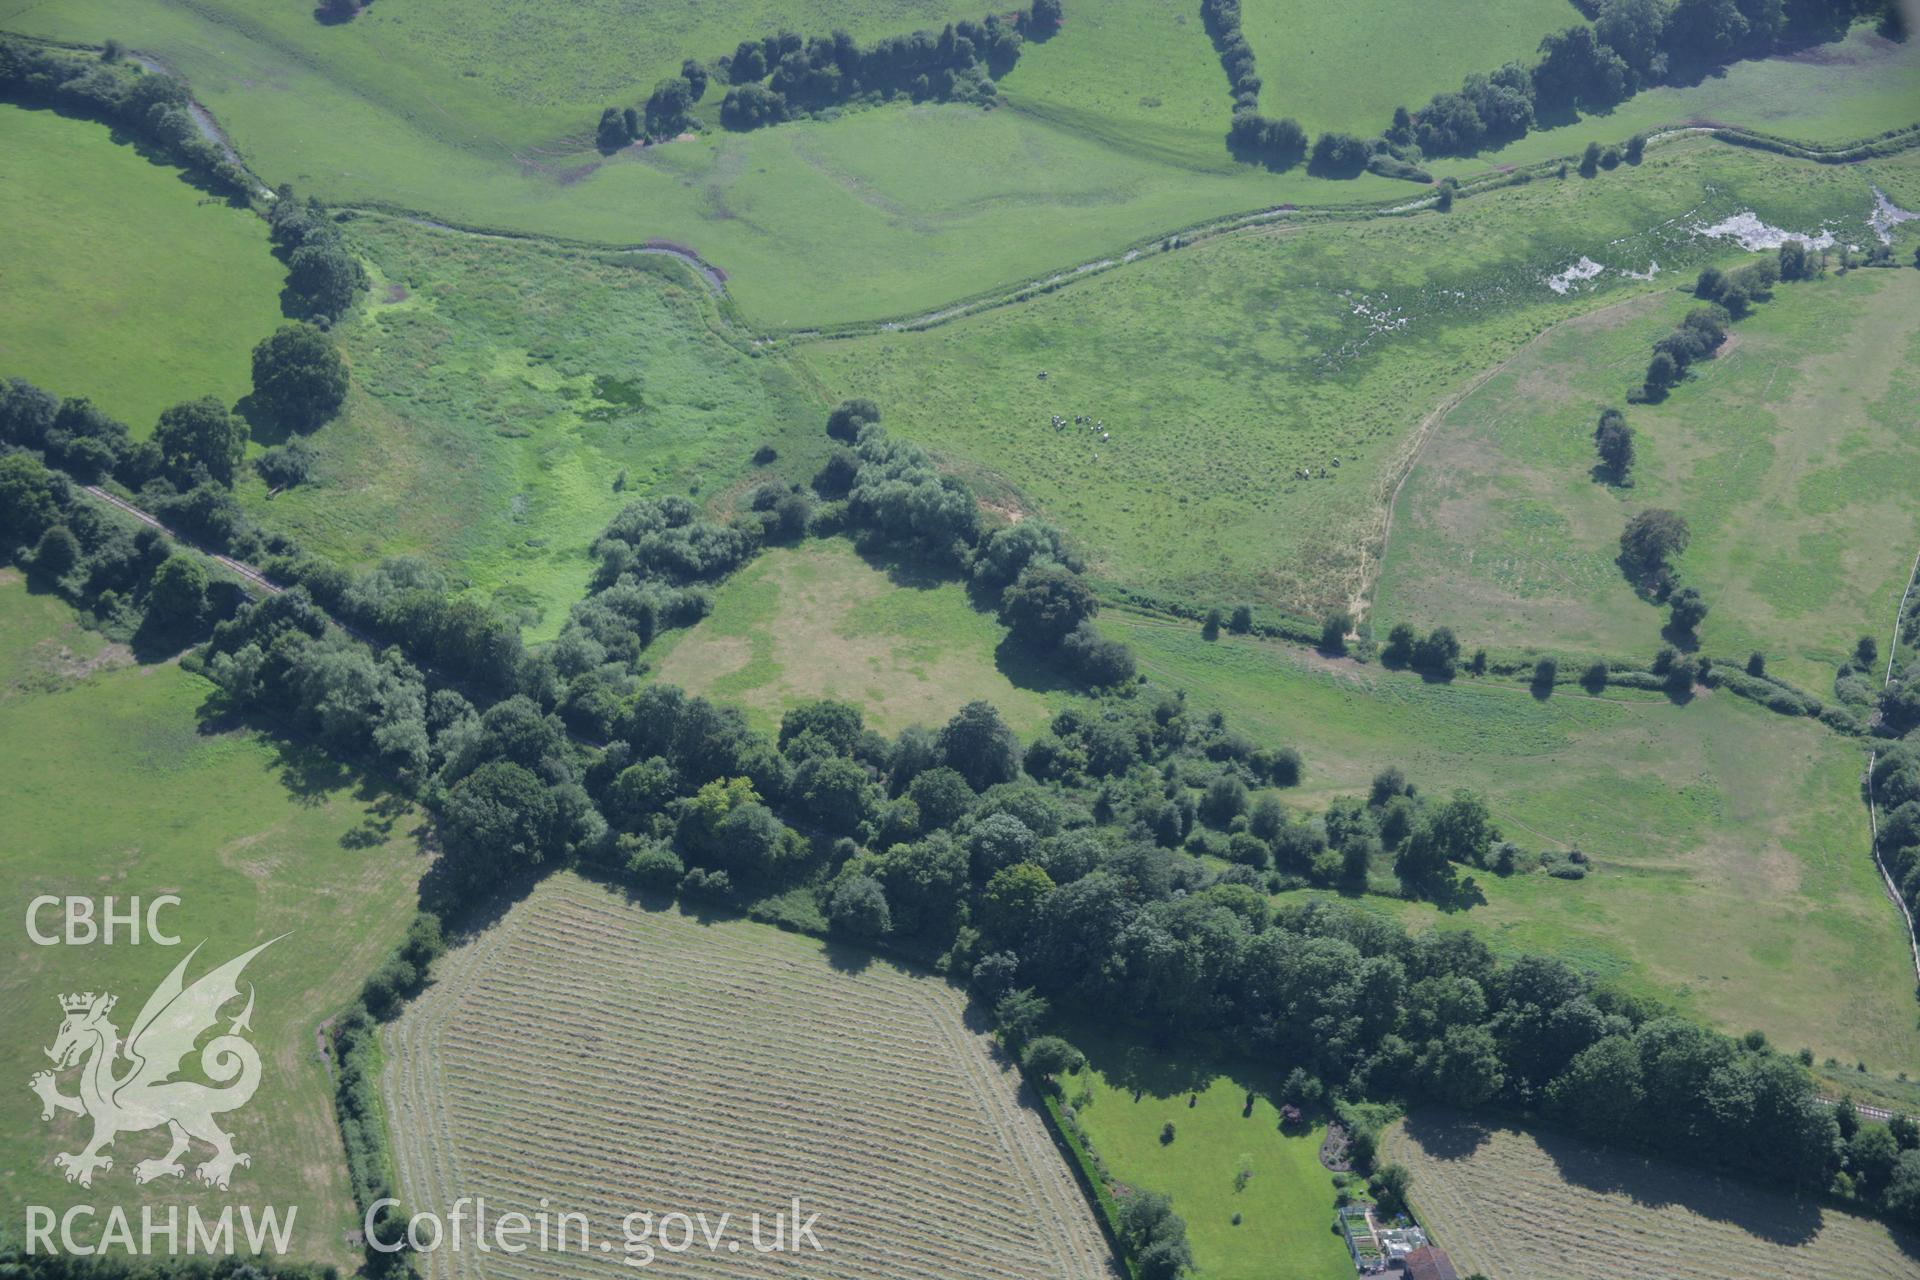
[391,122,1918,342]
[18,29,1920,1280]
[1866,540,1920,986]
[10,29,1918,348]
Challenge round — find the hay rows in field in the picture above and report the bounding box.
[383,875,1116,1280]
[1385,1114,1920,1280]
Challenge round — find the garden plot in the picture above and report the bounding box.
[382,874,1117,1280]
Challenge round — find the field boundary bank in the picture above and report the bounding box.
[756,125,1920,342]
[346,206,731,296]
[1866,541,1920,987]
[1026,1074,1138,1279]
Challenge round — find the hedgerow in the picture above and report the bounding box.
[0,37,251,194]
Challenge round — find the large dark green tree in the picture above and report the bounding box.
[0,453,64,542]
[1620,508,1690,586]
[146,554,209,631]
[1000,561,1098,645]
[828,874,891,938]
[644,76,696,139]
[937,701,1021,791]
[155,396,247,487]
[1593,407,1634,484]
[250,324,349,433]
[287,241,367,320]
[792,754,872,834]
[439,761,559,885]
[826,397,880,443]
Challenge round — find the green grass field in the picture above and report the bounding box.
[0,105,284,432]
[0,575,426,1268]
[245,214,824,638]
[1376,266,1920,694]
[1242,0,1582,137]
[1105,611,1917,1074]
[327,0,988,133]
[1059,1026,1355,1280]
[0,0,1393,329]
[647,538,1058,735]
[5,6,1914,329]
[1427,27,1920,183]
[997,0,1236,170]
[804,139,1904,617]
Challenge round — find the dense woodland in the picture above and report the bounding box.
[11,352,1920,1260]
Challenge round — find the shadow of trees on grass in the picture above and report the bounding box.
[1398,1109,1918,1254]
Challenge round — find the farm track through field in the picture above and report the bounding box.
[1349,289,1663,623]
[381,875,1118,1280]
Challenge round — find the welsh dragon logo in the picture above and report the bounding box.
[29,939,279,1191]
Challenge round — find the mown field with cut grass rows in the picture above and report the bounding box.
[382,874,1117,1280]
[1384,1110,1920,1280]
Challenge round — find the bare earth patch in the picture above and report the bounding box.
[652,540,1051,735]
